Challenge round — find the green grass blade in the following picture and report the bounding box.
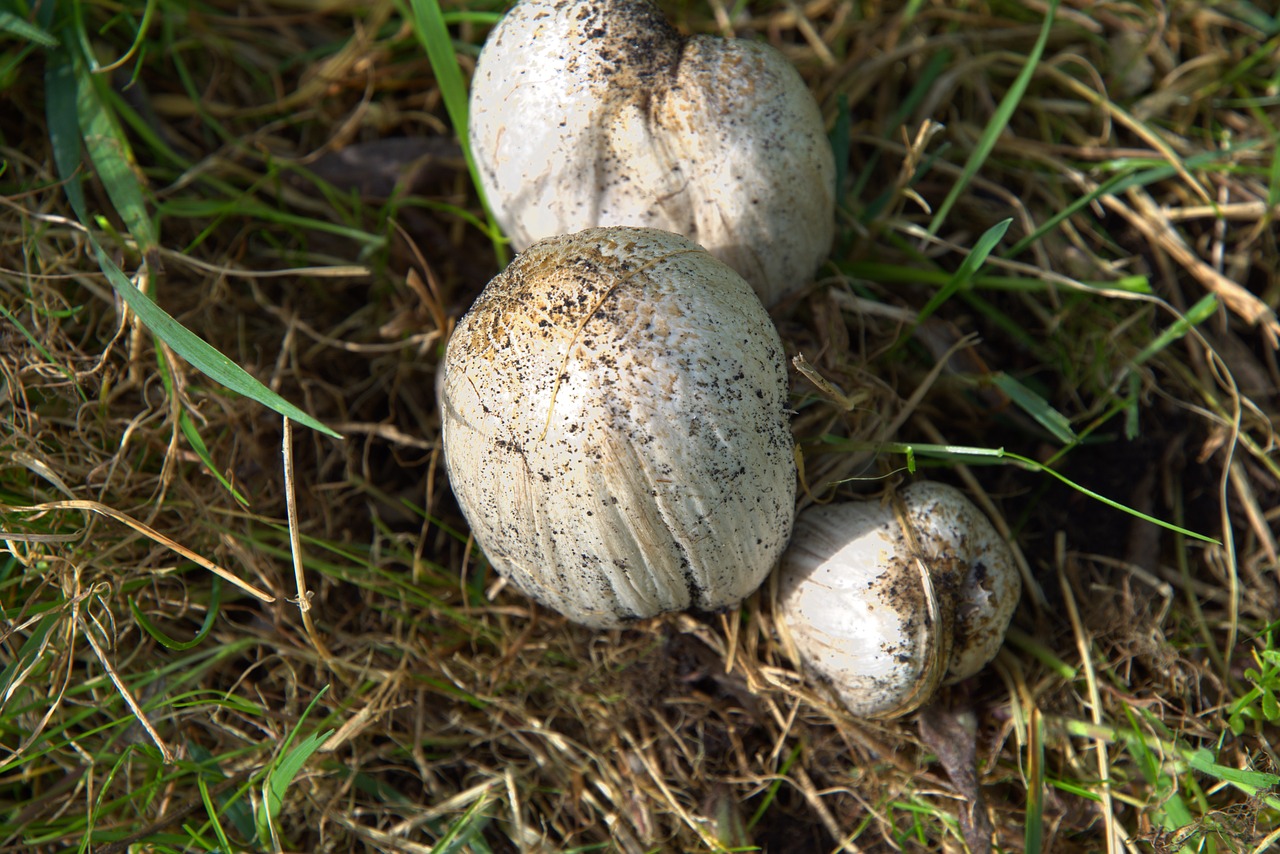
[189,743,258,842]
[927,0,1059,234]
[76,56,158,253]
[405,0,471,163]
[0,10,59,46]
[1184,748,1279,789]
[262,730,333,821]
[198,775,235,854]
[402,0,507,265]
[1005,145,1259,259]
[1025,709,1044,854]
[831,93,852,206]
[1124,706,1196,833]
[434,795,493,854]
[992,373,1078,443]
[0,302,85,399]
[44,45,88,223]
[747,741,804,830]
[43,34,339,439]
[79,747,133,854]
[257,686,334,847]
[915,217,1012,325]
[831,439,1220,543]
[1003,170,1134,259]
[1001,449,1219,544]
[1129,294,1218,368]
[95,0,159,76]
[178,412,250,505]
[89,241,341,439]
[1005,627,1078,679]
[1124,372,1141,440]
[128,577,221,651]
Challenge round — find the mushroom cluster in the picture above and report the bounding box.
[438,0,1020,714]
[468,0,835,307]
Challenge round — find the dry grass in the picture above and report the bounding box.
[2,0,1279,852]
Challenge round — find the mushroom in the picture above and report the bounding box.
[774,482,1021,718]
[440,226,796,628]
[468,0,836,307]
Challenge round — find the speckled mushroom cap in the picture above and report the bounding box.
[468,0,836,307]
[775,482,1021,718]
[441,227,796,628]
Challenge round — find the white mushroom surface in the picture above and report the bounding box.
[776,482,1021,718]
[441,227,796,628]
[468,0,836,307]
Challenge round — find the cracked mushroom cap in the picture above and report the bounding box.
[468,0,836,307]
[441,226,797,628]
[775,482,1021,718]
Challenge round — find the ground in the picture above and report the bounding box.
[2,1,1279,852]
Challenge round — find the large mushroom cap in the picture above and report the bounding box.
[468,0,836,307]
[441,226,797,628]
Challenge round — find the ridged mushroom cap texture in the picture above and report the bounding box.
[776,482,1021,718]
[441,227,797,628]
[468,0,836,307]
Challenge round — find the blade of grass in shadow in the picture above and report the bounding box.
[1129,293,1218,368]
[80,746,133,854]
[0,612,61,703]
[403,0,508,266]
[45,45,88,222]
[432,795,493,854]
[129,577,221,651]
[860,222,1055,360]
[991,373,1078,444]
[1221,2,1280,35]
[746,741,804,831]
[851,48,950,219]
[188,744,258,842]
[927,0,1059,235]
[831,93,851,207]
[841,260,1151,294]
[198,776,236,854]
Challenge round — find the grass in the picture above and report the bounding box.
[2,0,1279,851]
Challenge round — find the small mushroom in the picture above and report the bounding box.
[468,0,836,307]
[441,226,796,628]
[775,482,1021,718]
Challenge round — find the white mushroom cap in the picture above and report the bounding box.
[468,0,836,307]
[441,227,796,628]
[775,482,1020,718]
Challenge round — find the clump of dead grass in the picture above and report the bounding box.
[2,1,1279,852]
